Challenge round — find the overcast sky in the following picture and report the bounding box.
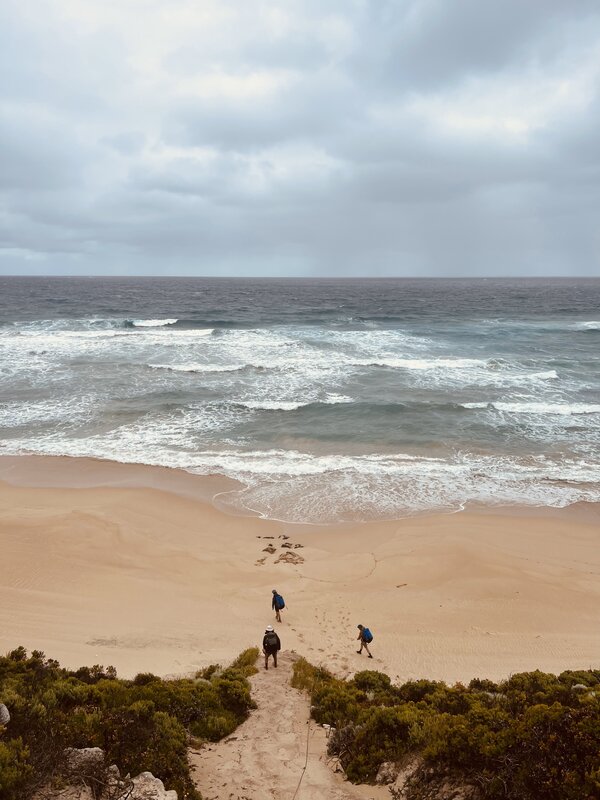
[1,0,600,277]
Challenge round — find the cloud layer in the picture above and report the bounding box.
[1,0,600,276]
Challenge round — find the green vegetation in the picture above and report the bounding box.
[292,658,600,799]
[0,646,259,800]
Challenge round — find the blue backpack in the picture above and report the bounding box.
[362,627,373,643]
[275,594,285,610]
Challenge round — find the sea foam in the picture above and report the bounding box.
[492,402,600,415]
[131,318,178,327]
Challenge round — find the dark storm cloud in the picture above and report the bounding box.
[0,0,599,276]
[351,0,600,91]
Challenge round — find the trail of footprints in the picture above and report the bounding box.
[288,605,358,676]
[256,536,376,674]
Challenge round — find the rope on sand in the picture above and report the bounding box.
[291,718,311,800]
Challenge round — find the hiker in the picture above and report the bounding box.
[262,625,281,670]
[271,588,285,623]
[356,624,373,658]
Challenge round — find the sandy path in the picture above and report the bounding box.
[189,652,387,800]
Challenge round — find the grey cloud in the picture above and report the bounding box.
[167,33,328,75]
[168,72,359,152]
[352,0,600,91]
[0,4,128,116]
[0,108,87,190]
[0,0,599,276]
[101,132,147,155]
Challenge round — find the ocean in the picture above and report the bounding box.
[1,276,599,523]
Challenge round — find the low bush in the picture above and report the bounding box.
[292,660,600,797]
[0,647,258,800]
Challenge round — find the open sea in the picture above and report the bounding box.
[1,276,599,523]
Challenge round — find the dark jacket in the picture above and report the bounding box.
[272,593,284,611]
[263,632,281,653]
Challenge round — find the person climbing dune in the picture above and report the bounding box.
[356,624,373,658]
[271,588,285,623]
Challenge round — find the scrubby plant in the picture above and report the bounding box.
[292,659,600,798]
[0,647,259,800]
[229,647,260,677]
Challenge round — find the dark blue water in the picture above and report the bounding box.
[1,277,599,522]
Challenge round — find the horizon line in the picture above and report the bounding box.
[1,274,599,280]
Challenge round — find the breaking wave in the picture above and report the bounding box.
[2,277,600,523]
[149,363,244,374]
[130,318,178,327]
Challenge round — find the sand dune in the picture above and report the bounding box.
[1,456,600,684]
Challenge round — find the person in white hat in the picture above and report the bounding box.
[262,625,281,670]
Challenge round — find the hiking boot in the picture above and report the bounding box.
[356,650,362,654]
[368,654,373,659]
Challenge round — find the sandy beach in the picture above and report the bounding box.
[1,455,599,684]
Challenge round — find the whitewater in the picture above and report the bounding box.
[1,276,599,523]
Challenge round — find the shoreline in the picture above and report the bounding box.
[1,454,600,683]
[1,453,598,528]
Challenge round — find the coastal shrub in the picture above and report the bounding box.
[290,656,330,694]
[292,659,600,798]
[0,647,259,800]
[229,647,260,677]
[0,739,31,795]
[343,705,426,782]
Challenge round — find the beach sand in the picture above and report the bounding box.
[1,455,599,684]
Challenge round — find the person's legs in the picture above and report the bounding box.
[264,651,269,670]
[356,642,363,654]
[364,643,373,658]
[276,609,281,623]
[273,652,278,668]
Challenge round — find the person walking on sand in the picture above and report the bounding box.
[356,624,374,658]
[263,625,281,670]
[271,589,285,623]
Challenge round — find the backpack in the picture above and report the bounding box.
[264,631,279,650]
[275,594,285,610]
[362,628,373,643]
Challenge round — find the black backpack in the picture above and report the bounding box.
[264,631,279,650]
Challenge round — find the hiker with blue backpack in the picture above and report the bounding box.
[356,624,374,658]
[272,589,285,623]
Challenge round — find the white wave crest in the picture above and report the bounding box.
[574,321,600,330]
[149,363,243,373]
[237,400,309,411]
[132,318,178,327]
[235,394,353,411]
[354,357,485,370]
[528,370,558,380]
[492,402,600,415]
[20,329,122,340]
[160,328,214,337]
[323,393,353,404]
